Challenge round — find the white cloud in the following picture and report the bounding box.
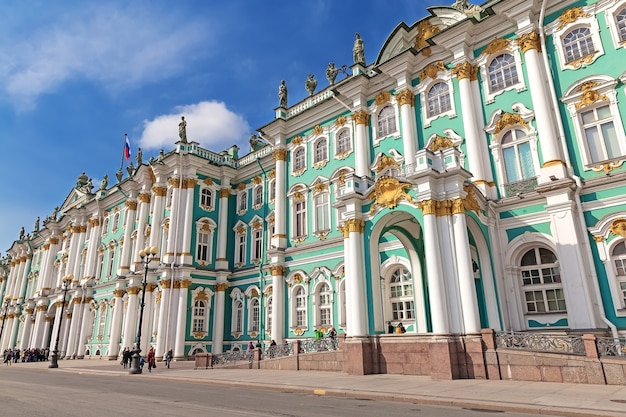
[138,101,251,152]
[0,4,212,109]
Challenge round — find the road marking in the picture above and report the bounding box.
[313,389,326,395]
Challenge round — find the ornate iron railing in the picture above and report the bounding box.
[264,342,294,359]
[495,331,585,355]
[596,337,626,357]
[503,177,538,197]
[298,337,339,353]
[211,349,253,366]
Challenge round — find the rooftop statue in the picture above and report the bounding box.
[326,63,339,85]
[19,226,25,240]
[278,80,288,108]
[136,147,143,166]
[451,0,484,19]
[34,216,40,232]
[353,33,365,65]
[178,116,188,143]
[99,174,108,191]
[305,74,317,96]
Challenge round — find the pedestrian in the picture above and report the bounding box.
[165,349,173,369]
[139,356,145,370]
[387,321,394,334]
[147,347,156,372]
[396,322,406,334]
[122,347,130,368]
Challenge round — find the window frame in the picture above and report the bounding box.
[477,46,525,104]
[518,247,566,315]
[606,3,626,49]
[549,13,603,70]
[335,128,353,159]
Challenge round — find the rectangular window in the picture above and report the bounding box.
[253,230,262,261]
[295,201,306,237]
[197,232,210,262]
[315,194,329,232]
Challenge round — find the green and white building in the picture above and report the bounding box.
[2,0,626,371]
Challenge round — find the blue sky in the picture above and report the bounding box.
[0,0,449,255]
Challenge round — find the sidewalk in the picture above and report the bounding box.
[16,358,626,417]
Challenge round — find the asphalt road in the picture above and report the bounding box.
[0,367,546,417]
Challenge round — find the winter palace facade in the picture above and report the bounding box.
[2,0,626,374]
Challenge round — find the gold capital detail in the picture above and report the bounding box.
[494,112,529,135]
[427,135,454,152]
[180,279,192,289]
[463,185,481,214]
[269,265,286,276]
[152,186,167,197]
[557,7,589,30]
[273,148,288,161]
[113,289,126,297]
[173,280,181,289]
[368,177,416,214]
[542,159,565,168]
[610,218,626,237]
[352,110,369,126]
[203,178,214,186]
[435,200,452,216]
[452,62,478,81]
[160,279,172,289]
[483,38,511,55]
[419,61,446,80]
[575,82,608,110]
[396,90,415,107]
[183,178,198,189]
[452,198,465,215]
[335,116,347,127]
[516,31,541,53]
[71,225,82,233]
[417,200,436,215]
[88,218,100,227]
[168,177,180,188]
[49,237,59,245]
[125,200,138,210]
[215,283,229,291]
[145,283,158,292]
[375,91,391,106]
[138,193,151,203]
[219,188,231,198]
[340,219,365,237]
[126,287,140,295]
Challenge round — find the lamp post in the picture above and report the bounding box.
[129,246,158,375]
[0,298,11,349]
[49,274,73,368]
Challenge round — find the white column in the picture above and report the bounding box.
[273,150,288,249]
[155,279,172,357]
[452,199,481,333]
[215,188,230,269]
[65,298,82,358]
[180,180,196,265]
[167,284,180,355]
[143,282,157,351]
[453,63,492,194]
[107,289,125,358]
[353,111,370,178]
[419,200,450,334]
[518,31,566,179]
[398,89,418,167]
[165,184,182,264]
[31,305,47,348]
[42,316,53,350]
[50,303,63,352]
[118,200,137,276]
[270,270,285,343]
[71,225,87,281]
[19,307,34,349]
[76,297,93,358]
[148,186,167,252]
[83,219,101,280]
[174,279,191,358]
[122,286,139,350]
[343,218,368,336]
[211,282,226,353]
[437,207,463,334]
[132,193,151,270]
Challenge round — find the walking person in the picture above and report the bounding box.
[165,349,173,369]
[147,347,156,372]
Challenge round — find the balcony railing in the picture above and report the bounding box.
[503,177,538,197]
[495,331,585,355]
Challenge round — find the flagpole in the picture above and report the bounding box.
[117,133,128,183]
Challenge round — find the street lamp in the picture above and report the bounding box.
[49,274,73,369]
[129,246,158,375]
[0,297,11,349]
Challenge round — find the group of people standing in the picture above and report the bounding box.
[388,321,406,334]
[120,346,173,371]
[3,347,49,364]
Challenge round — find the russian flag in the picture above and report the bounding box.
[124,135,131,161]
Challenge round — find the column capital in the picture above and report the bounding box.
[113,289,126,297]
[452,62,478,81]
[396,89,415,107]
[125,200,138,210]
[269,265,286,277]
[152,186,167,197]
[215,283,229,292]
[352,110,369,126]
[417,199,436,215]
[138,193,151,204]
[339,219,365,237]
[516,30,541,54]
[126,286,141,295]
[273,148,288,162]
[219,188,231,198]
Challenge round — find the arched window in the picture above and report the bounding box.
[502,128,536,183]
[336,130,351,155]
[196,230,211,263]
[294,200,307,239]
[238,191,247,212]
[616,8,626,42]
[389,267,414,322]
[266,296,273,333]
[520,247,566,313]
[249,298,260,333]
[97,305,107,339]
[314,192,330,233]
[192,300,206,333]
[294,286,307,327]
[294,147,306,172]
[201,188,213,208]
[317,283,333,326]
[488,53,519,93]
[102,218,109,236]
[377,105,396,138]
[563,27,595,64]
[269,179,276,201]
[233,300,243,333]
[612,241,626,306]
[581,104,621,163]
[254,185,263,207]
[427,82,451,118]
[112,212,120,232]
[314,139,328,164]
